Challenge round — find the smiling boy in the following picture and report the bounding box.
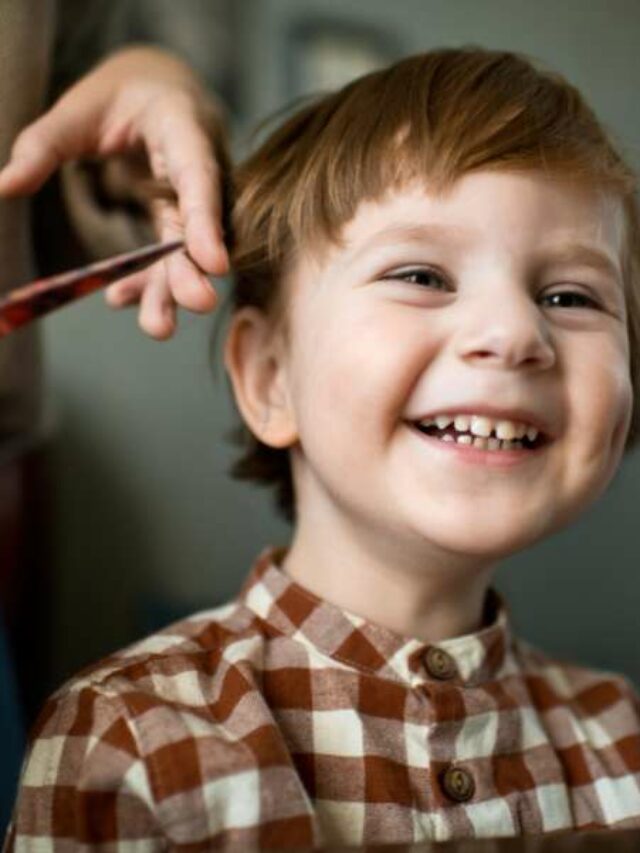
[7,47,640,850]
[244,169,632,645]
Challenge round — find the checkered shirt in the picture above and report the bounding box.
[6,545,640,850]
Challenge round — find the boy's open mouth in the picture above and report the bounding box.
[409,416,551,451]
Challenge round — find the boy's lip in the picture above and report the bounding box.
[407,403,556,439]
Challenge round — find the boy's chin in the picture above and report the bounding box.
[419,517,555,562]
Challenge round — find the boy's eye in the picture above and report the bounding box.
[540,290,602,310]
[381,270,605,312]
[382,267,449,289]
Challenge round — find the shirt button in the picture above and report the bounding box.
[424,646,457,680]
[441,765,475,803]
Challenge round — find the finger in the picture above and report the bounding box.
[104,270,147,308]
[151,197,219,314]
[105,265,178,340]
[176,165,229,277]
[0,99,97,196]
[166,249,219,314]
[150,111,228,276]
[138,260,176,340]
[0,120,66,195]
[106,259,217,316]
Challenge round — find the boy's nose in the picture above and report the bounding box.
[454,297,556,371]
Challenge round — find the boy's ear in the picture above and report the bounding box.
[223,307,298,448]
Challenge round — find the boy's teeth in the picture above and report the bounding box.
[419,413,540,442]
[470,416,492,437]
[495,420,522,440]
[435,415,453,429]
[459,435,517,450]
[422,428,529,451]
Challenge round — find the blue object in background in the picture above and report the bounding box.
[0,615,25,836]
[137,592,222,638]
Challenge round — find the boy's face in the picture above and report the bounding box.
[243,170,633,563]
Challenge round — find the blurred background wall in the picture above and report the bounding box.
[34,0,640,707]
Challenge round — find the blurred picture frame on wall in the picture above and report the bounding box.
[285,17,399,97]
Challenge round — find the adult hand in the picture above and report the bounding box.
[0,46,229,340]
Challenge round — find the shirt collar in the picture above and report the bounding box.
[239,545,515,689]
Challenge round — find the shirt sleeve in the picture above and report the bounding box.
[5,684,165,850]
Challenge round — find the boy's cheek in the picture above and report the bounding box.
[605,349,634,442]
[609,375,634,460]
[568,352,633,465]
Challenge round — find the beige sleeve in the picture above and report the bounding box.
[0,0,54,455]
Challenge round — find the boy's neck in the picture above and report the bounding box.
[281,508,498,644]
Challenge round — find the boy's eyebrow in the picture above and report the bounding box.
[346,223,475,261]
[541,242,622,283]
[347,224,622,283]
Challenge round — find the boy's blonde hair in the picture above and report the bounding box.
[221,46,640,523]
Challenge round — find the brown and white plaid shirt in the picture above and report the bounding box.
[6,545,640,850]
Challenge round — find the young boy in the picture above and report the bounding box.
[7,46,640,850]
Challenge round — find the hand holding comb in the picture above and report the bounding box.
[0,240,185,337]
